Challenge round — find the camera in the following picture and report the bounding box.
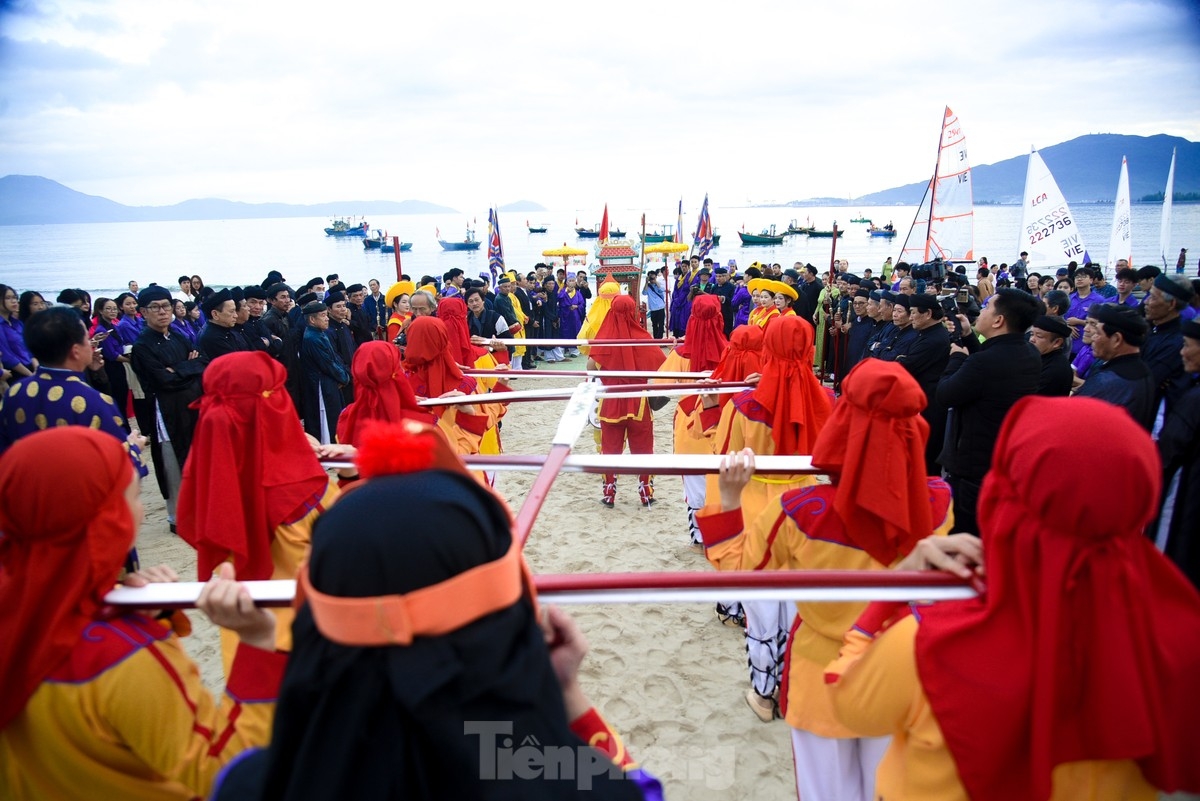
[938,294,958,315]
[911,258,948,282]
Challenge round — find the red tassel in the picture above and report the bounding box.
[356,421,437,479]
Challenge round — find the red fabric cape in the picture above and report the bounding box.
[915,396,1200,800]
[710,325,764,383]
[437,297,490,366]
[337,342,432,446]
[177,351,330,581]
[590,295,666,420]
[752,314,830,455]
[811,359,931,565]
[676,294,726,372]
[0,428,134,729]
[402,317,470,400]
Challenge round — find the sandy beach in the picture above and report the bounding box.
[134,372,795,800]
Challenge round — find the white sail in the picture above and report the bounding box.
[899,106,974,264]
[1106,156,1132,276]
[1160,148,1176,270]
[1018,150,1089,271]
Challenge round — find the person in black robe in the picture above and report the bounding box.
[197,288,252,362]
[711,267,737,335]
[1142,274,1195,416]
[1028,315,1074,397]
[896,294,951,474]
[242,286,283,357]
[130,286,205,520]
[344,284,376,348]
[1151,319,1200,589]
[879,294,918,361]
[1077,304,1156,431]
[325,291,357,405]
[298,301,349,443]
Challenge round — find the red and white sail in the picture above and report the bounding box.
[899,106,974,264]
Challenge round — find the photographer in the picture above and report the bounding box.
[935,288,1041,534]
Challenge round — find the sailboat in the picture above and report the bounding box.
[1160,148,1176,270]
[1018,150,1089,270]
[898,106,974,265]
[1107,156,1132,274]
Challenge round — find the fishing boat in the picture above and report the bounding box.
[438,228,482,252]
[380,240,413,253]
[575,227,601,239]
[899,106,974,265]
[527,220,549,234]
[785,219,815,235]
[1017,149,1089,269]
[610,228,626,238]
[324,218,370,237]
[868,223,897,238]
[640,225,676,244]
[850,214,872,224]
[362,229,387,248]
[808,228,844,238]
[738,225,784,246]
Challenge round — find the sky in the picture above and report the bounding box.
[1,0,1199,214]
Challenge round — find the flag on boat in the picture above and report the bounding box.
[599,203,610,242]
[693,193,713,258]
[435,226,440,240]
[487,208,505,284]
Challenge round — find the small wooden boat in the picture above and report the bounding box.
[850,214,872,223]
[610,228,626,238]
[868,224,897,238]
[640,225,676,244]
[324,218,370,237]
[807,229,844,238]
[527,220,548,234]
[439,228,482,251]
[575,227,601,239]
[738,225,784,246]
[380,240,413,253]
[785,219,815,235]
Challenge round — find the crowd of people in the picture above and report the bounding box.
[1,247,1199,800]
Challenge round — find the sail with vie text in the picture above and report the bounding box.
[1018,150,1089,270]
[899,106,974,264]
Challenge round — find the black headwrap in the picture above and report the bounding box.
[217,470,642,801]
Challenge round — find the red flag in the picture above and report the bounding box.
[436,226,441,239]
[599,204,610,241]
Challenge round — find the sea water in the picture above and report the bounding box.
[1,203,1197,298]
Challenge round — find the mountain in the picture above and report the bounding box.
[0,176,458,225]
[498,200,546,212]
[849,134,1199,206]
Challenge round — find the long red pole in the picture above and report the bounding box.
[393,236,403,281]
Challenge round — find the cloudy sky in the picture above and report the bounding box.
[2,0,1198,212]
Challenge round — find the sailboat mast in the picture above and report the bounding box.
[924,106,949,263]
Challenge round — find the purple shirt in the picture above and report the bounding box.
[1072,343,1099,380]
[732,285,752,327]
[1066,291,1105,355]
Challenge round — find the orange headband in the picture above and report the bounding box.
[296,538,537,647]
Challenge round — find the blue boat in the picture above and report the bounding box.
[438,228,482,252]
[868,223,897,238]
[380,241,413,253]
[324,218,369,237]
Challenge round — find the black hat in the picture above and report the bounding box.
[302,301,328,316]
[697,267,711,275]
[307,277,324,289]
[228,286,244,303]
[783,269,802,281]
[843,274,861,285]
[244,285,268,300]
[267,282,293,299]
[908,293,942,318]
[882,290,903,305]
[345,283,365,294]
[201,288,233,316]
[136,286,172,307]
[1089,303,1149,345]
[1031,314,1072,339]
[714,267,729,275]
[326,290,347,306]
[853,288,871,300]
[261,270,285,288]
[296,292,318,308]
[1182,319,1200,340]
[870,289,886,302]
[326,273,339,283]
[496,275,512,285]
[1153,274,1196,304]
[891,294,912,310]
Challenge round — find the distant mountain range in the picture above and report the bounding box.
[0,176,461,225]
[843,133,1198,206]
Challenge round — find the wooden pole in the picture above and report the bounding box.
[393,236,403,281]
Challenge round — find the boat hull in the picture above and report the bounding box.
[807,230,844,238]
[575,228,600,239]
[868,230,897,238]
[363,239,382,249]
[641,234,674,243]
[785,226,815,236]
[380,242,413,253]
[528,227,548,234]
[738,232,785,246]
[438,240,482,251]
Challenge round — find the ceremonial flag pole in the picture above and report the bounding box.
[104,570,979,610]
[392,235,403,281]
[487,208,504,286]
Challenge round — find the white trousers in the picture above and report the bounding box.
[744,600,793,697]
[790,727,890,801]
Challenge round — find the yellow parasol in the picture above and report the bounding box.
[642,241,689,254]
[542,243,590,258]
